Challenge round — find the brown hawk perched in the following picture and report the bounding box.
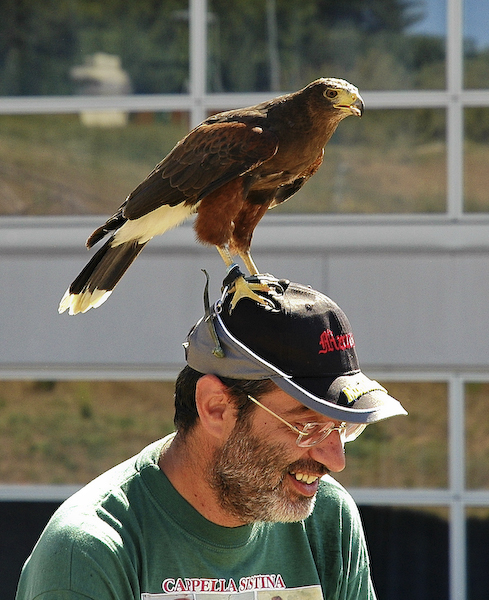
[59,78,364,315]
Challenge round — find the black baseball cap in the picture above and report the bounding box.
[184,276,407,424]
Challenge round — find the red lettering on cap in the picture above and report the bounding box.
[319,329,355,354]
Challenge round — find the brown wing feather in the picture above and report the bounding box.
[268,151,324,209]
[124,122,278,220]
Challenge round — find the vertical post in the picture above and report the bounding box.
[189,0,208,127]
[448,376,466,600]
[446,0,464,218]
[266,0,281,91]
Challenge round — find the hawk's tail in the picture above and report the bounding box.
[58,239,147,315]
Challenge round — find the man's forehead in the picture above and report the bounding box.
[263,389,324,420]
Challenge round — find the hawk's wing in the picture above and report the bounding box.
[124,121,279,220]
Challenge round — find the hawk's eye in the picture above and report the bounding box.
[324,89,338,99]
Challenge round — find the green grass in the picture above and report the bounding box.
[336,381,449,489]
[465,382,489,489]
[0,113,189,215]
[464,142,489,211]
[280,140,447,214]
[0,380,175,484]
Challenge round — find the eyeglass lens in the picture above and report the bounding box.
[296,422,366,447]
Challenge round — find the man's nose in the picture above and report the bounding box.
[307,431,346,473]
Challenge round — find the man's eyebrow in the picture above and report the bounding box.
[282,404,317,418]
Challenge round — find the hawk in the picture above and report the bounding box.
[59,78,364,315]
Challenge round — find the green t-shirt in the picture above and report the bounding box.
[16,437,376,600]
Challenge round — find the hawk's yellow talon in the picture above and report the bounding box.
[228,276,273,312]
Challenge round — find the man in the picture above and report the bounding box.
[17,275,407,600]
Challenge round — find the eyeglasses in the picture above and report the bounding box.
[247,395,366,447]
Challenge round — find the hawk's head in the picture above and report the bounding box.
[308,78,364,118]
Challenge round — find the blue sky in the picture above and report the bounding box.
[464,0,489,49]
[409,0,489,50]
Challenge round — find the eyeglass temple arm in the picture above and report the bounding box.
[247,395,304,435]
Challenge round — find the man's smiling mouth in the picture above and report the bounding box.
[290,472,320,484]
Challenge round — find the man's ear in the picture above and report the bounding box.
[195,374,237,441]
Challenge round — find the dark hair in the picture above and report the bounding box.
[174,365,276,434]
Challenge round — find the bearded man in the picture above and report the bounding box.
[17,276,406,600]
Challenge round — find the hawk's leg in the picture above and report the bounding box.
[239,249,259,276]
[216,245,271,312]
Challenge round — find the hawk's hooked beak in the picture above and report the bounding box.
[334,92,364,118]
[349,95,364,117]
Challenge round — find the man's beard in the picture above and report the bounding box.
[208,414,329,524]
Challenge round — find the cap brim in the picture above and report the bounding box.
[273,373,407,424]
